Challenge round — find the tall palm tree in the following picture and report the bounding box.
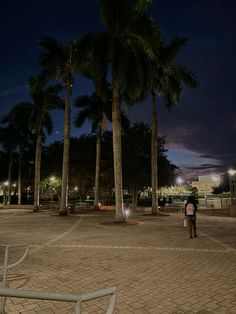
[0,126,18,204]
[0,103,34,204]
[147,35,198,214]
[28,76,64,211]
[74,90,129,209]
[75,93,111,210]
[79,0,156,222]
[38,37,81,214]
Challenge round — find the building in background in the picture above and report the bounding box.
[191,174,221,195]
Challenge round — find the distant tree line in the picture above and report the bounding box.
[0,123,177,209]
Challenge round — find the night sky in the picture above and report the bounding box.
[0,0,235,180]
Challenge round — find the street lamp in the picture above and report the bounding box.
[228,169,236,205]
[50,176,56,209]
[228,169,236,176]
[27,186,30,200]
[50,176,55,182]
[212,175,220,184]
[74,186,78,202]
[3,181,8,205]
[176,177,183,187]
[50,188,55,209]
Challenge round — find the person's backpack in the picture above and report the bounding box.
[186,203,195,215]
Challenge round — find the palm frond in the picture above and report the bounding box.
[173,65,198,88]
[45,83,63,95]
[74,95,91,109]
[76,33,110,97]
[126,33,156,61]
[28,74,47,94]
[132,0,155,20]
[45,94,64,111]
[161,36,188,64]
[74,110,90,128]
[1,102,34,126]
[132,14,162,45]
[38,37,64,65]
[43,111,53,135]
[38,37,68,81]
[0,125,19,151]
[75,32,103,59]
[39,36,63,52]
[98,0,132,33]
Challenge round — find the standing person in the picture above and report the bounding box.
[185,196,198,238]
[124,201,131,219]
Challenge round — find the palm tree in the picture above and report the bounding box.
[74,90,129,209]
[147,36,198,214]
[28,76,64,211]
[0,126,18,204]
[0,103,34,204]
[79,0,156,222]
[38,37,81,214]
[122,122,151,209]
[74,93,110,210]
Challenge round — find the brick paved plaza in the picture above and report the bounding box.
[0,208,236,313]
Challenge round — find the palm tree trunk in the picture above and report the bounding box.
[18,154,22,205]
[65,172,69,207]
[59,84,71,214]
[112,81,125,222]
[151,91,160,214]
[7,151,13,205]
[94,127,101,209]
[33,116,43,211]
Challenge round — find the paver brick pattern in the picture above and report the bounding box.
[0,209,236,313]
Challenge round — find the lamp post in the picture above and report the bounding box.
[74,186,78,202]
[176,177,183,195]
[50,176,55,209]
[12,183,16,195]
[3,181,8,205]
[228,169,236,205]
[26,186,30,201]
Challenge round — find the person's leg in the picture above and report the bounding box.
[192,219,197,237]
[187,219,193,238]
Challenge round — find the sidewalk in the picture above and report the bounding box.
[0,209,235,313]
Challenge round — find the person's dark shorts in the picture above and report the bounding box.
[186,215,196,221]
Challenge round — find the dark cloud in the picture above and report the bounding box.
[186,164,223,171]
[198,154,214,159]
[0,85,26,97]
